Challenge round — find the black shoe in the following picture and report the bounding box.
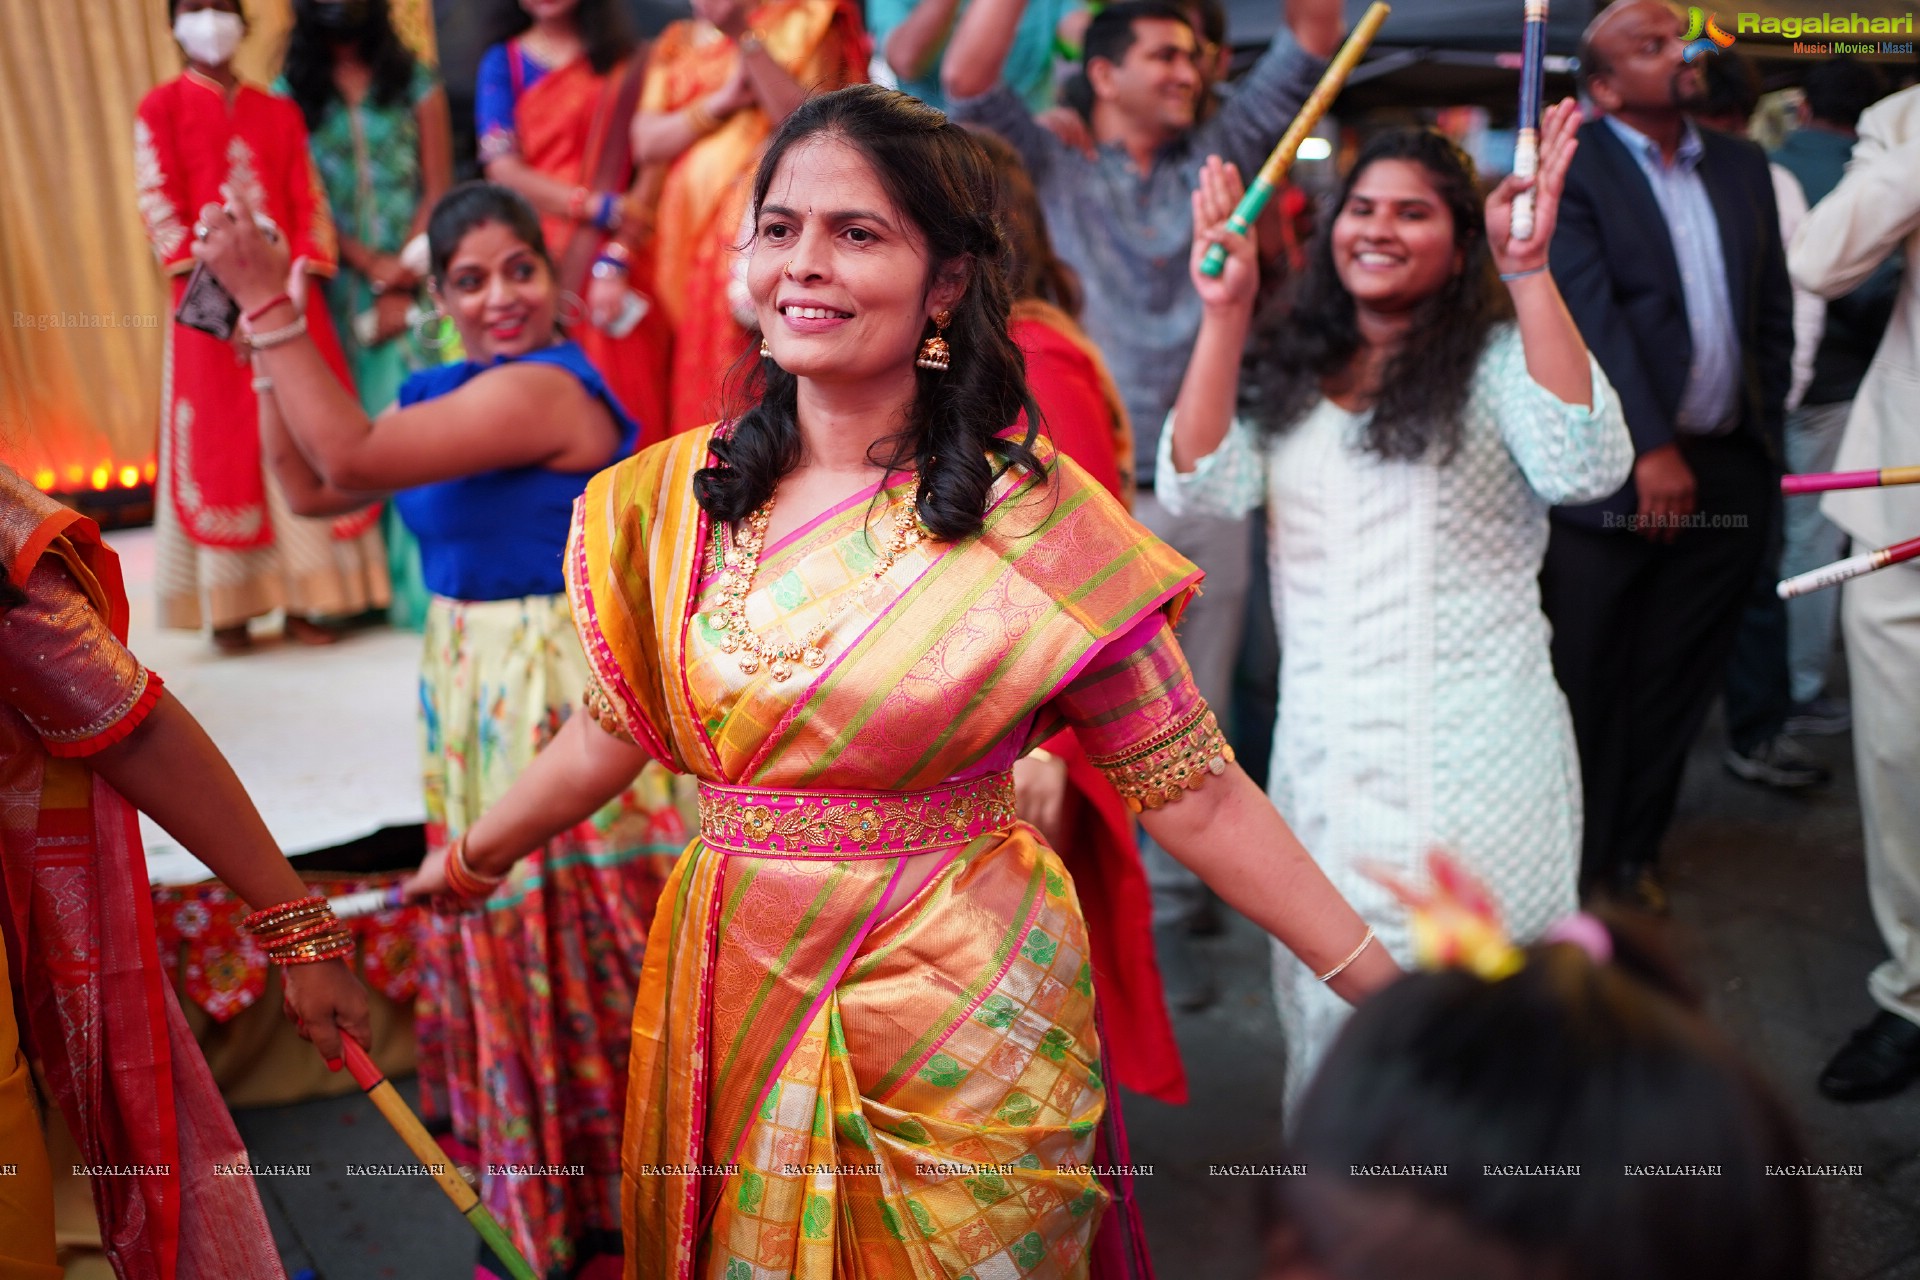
[1593,865,1670,917]
[1152,924,1218,1012]
[1784,696,1851,737]
[1724,735,1832,790]
[1818,1012,1920,1102]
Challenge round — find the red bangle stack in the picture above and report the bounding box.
[243,894,355,964]
[443,836,507,900]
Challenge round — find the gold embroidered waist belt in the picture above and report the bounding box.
[696,772,1017,858]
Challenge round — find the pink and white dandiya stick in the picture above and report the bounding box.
[1777,532,1920,599]
[1781,464,1920,495]
[1511,0,1550,240]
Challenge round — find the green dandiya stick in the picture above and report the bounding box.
[1199,1,1392,277]
[339,1039,539,1280]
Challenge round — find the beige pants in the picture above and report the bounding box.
[1844,552,1920,1025]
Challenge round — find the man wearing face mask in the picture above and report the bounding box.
[136,0,390,654]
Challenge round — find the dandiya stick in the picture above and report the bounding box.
[1199,1,1392,277]
[339,1039,540,1280]
[1776,532,1920,599]
[325,885,406,920]
[1511,0,1550,240]
[1781,464,1920,495]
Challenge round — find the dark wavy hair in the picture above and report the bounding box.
[282,0,418,132]
[695,84,1045,543]
[481,0,634,76]
[1243,128,1509,463]
[425,181,552,285]
[968,126,1083,317]
[1272,917,1813,1280]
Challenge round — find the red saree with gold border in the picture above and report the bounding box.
[0,467,280,1280]
[568,427,1203,1278]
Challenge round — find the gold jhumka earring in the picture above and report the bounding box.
[915,310,953,371]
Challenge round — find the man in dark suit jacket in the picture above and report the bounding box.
[1542,0,1793,909]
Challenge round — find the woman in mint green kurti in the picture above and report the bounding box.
[1161,125,1634,1105]
[278,0,452,628]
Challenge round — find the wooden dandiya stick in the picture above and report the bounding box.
[1781,464,1920,495]
[1198,1,1392,277]
[1511,0,1550,240]
[338,1039,540,1280]
[1777,532,1920,599]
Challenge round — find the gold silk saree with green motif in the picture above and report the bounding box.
[568,425,1214,1280]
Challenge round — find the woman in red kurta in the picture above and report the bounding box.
[136,0,387,650]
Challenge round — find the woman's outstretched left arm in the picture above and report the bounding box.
[1141,765,1400,1003]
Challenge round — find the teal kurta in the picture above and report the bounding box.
[278,62,441,627]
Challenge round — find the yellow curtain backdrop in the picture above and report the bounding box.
[0,0,435,495]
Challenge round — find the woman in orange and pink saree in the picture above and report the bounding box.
[440,86,1399,1279]
[630,0,867,435]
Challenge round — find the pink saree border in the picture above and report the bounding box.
[1035,570,1203,711]
[670,437,727,777]
[675,858,727,1280]
[567,493,673,764]
[694,772,1016,857]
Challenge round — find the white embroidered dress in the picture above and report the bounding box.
[1156,325,1633,1098]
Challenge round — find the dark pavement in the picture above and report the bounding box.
[234,699,1920,1279]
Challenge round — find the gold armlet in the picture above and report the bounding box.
[583,677,637,745]
[1090,705,1235,813]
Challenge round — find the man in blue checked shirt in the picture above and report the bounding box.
[940,0,1344,1010]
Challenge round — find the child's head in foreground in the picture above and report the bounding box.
[1268,912,1813,1280]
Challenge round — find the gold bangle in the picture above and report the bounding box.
[1316,926,1377,983]
[244,895,329,934]
[266,923,355,966]
[685,101,721,134]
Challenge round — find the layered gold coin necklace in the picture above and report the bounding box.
[707,489,928,682]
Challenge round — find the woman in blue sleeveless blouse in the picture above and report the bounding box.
[194,180,684,1276]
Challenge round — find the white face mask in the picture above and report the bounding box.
[173,10,246,67]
